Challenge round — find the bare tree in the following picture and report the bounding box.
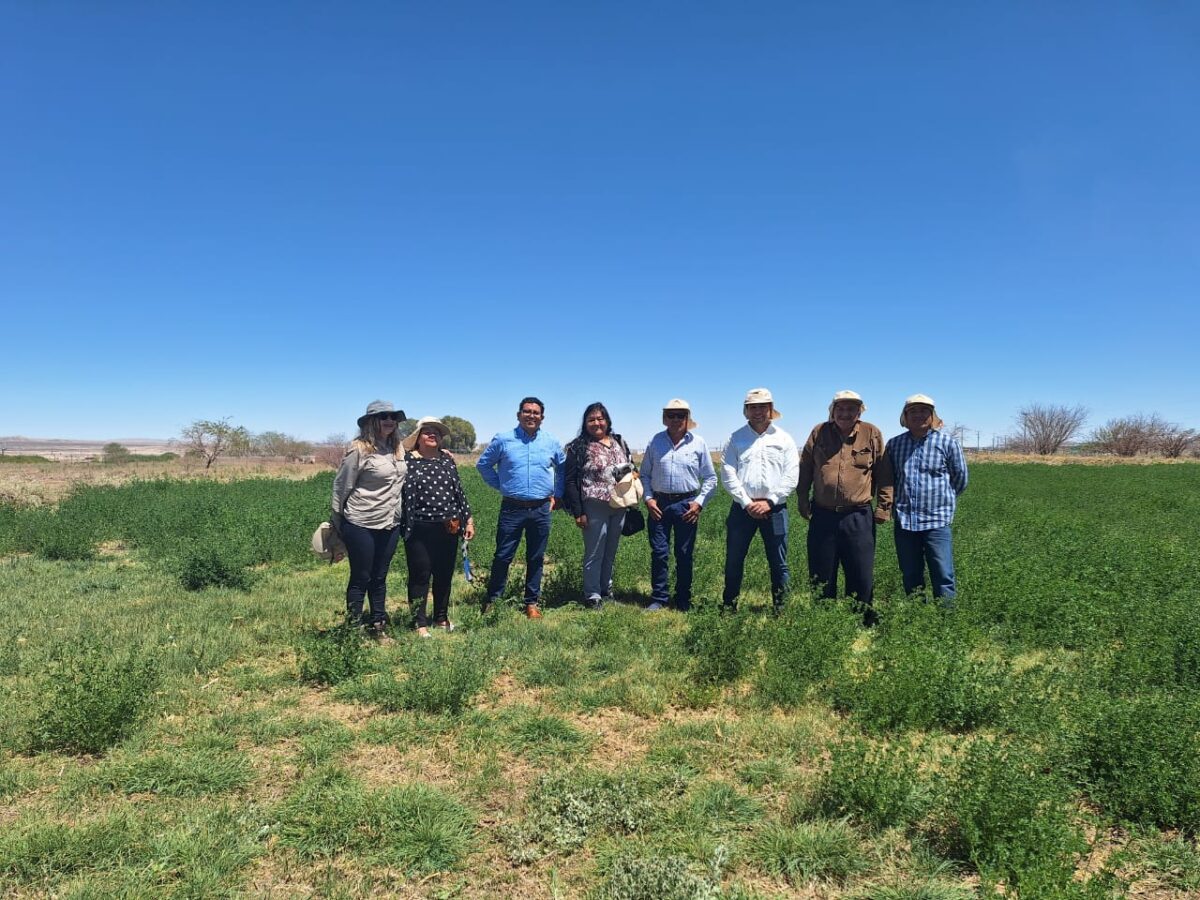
[1015,404,1088,455]
[1091,413,1170,457]
[314,433,349,468]
[1159,424,1198,459]
[177,418,250,469]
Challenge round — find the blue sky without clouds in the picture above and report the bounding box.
[2,2,1197,448]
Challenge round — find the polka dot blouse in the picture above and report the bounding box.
[402,452,472,524]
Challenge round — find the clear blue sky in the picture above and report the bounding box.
[3,2,1197,448]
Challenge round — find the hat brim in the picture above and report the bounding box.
[402,424,450,451]
[358,409,406,429]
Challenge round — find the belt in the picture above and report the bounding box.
[815,502,871,513]
[502,496,551,509]
[653,491,698,505]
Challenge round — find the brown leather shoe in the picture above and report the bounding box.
[524,604,542,620]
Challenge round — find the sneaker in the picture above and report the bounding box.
[434,620,455,632]
[416,626,432,639]
[645,601,667,612]
[524,604,542,620]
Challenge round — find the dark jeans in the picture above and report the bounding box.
[486,501,552,606]
[723,503,790,609]
[806,505,875,605]
[341,519,402,625]
[647,498,698,610]
[894,523,957,606]
[406,521,459,627]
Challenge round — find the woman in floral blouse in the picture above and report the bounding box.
[562,402,634,609]
[401,417,474,637]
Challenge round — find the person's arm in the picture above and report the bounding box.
[795,428,817,519]
[475,437,503,492]
[552,441,567,501]
[874,437,894,522]
[640,438,658,501]
[769,434,800,508]
[720,436,752,508]
[562,441,583,517]
[948,437,968,495]
[695,440,718,507]
[330,449,360,532]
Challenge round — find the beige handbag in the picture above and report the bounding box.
[609,470,644,509]
[311,521,347,562]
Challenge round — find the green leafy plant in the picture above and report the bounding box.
[297,623,368,686]
[754,599,858,707]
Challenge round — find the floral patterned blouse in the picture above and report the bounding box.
[581,440,629,503]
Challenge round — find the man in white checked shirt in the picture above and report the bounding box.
[719,388,800,612]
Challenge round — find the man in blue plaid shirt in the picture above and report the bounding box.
[879,394,968,607]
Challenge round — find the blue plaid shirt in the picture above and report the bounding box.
[640,430,718,506]
[884,429,968,530]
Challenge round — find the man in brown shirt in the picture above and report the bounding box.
[796,390,893,625]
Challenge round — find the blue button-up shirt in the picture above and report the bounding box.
[640,430,718,506]
[476,427,566,500]
[884,429,968,531]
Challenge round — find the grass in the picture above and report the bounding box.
[0,461,1197,895]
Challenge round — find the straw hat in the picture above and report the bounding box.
[402,416,451,451]
[663,398,698,430]
[900,394,945,430]
[827,390,866,420]
[357,400,405,429]
[743,387,782,419]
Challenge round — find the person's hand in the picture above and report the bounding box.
[332,548,346,563]
[575,514,588,529]
[682,502,702,524]
[746,499,771,519]
[465,517,476,540]
[798,506,812,521]
[550,497,561,511]
[873,512,889,525]
[645,499,662,521]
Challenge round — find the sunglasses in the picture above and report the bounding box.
[376,412,401,421]
[664,412,687,420]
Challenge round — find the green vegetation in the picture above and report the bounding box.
[0,461,1198,895]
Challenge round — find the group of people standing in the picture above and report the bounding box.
[330,387,968,636]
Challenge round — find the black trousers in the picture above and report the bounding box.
[342,519,402,625]
[806,505,875,605]
[405,521,459,627]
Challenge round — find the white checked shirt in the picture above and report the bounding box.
[720,422,800,509]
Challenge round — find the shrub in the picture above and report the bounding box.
[29,642,159,754]
[831,600,1006,732]
[176,544,253,591]
[594,852,722,900]
[297,623,368,686]
[754,600,858,707]
[340,638,493,716]
[33,513,95,561]
[747,818,865,884]
[683,602,758,684]
[806,737,931,831]
[931,737,1084,892]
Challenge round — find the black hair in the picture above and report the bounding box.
[517,396,545,415]
[578,401,612,440]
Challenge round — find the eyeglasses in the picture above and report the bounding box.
[519,409,543,417]
[377,413,400,421]
[419,429,440,436]
[664,412,687,420]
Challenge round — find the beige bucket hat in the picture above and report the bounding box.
[827,389,866,420]
[743,387,782,419]
[357,399,405,429]
[402,416,451,452]
[663,398,698,430]
[900,394,945,430]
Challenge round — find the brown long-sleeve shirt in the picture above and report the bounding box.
[796,420,893,519]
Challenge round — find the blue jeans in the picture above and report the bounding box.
[894,523,956,605]
[647,498,698,610]
[486,501,552,606]
[341,519,402,625]
[581,498,624,601]
[723,503,790,609]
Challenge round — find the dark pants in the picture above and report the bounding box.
[806,505,876,605]
[406,521,460,627]
[647,498,698,610]
[894,523,957,607]
[341,519,402,625]
[723,503,790,609]
[486,501,552,606]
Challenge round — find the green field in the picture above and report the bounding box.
[1,464,1198,898]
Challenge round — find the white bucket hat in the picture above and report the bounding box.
[402,416,451,452]
[828,389,866,420]
[900,394,945,430]
[743,387,782,419]
[663,398,698,430]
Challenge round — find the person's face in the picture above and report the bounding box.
[745,402,773,431]
[418,427,441,450]
[375,412,399,437]
[517,403,544,434]
[663,409,688,438]
[906,404,934,436]
[585,410,609,439]
[832,401,862,435]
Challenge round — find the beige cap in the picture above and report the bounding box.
[828,389,866,419]
[743,387,782,419]
[663,398,698,430]
[900,394,944,430]
[402,416,451,451]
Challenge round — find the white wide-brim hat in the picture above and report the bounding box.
[663,398,698,430]
[743,387,782,419]
[402,416,451,451]
[828,389,866,420]
[900,394,945,430]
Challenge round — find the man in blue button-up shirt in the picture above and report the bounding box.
[476,396,566,618]
[879,394,968,607]
[641,398,718,612]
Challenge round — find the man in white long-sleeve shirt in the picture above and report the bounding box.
[720,388,800,612]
